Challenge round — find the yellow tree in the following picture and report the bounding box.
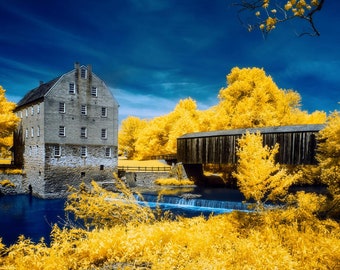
[166,98,201,153]
[233,132,301,208]
[134,114,171,159]
[118,116,147,159]
[317,111,340,215]
[214,67,325,129]
[134,98,201,159]
[0,86,19,155]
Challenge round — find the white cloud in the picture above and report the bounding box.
[111,87,177,121]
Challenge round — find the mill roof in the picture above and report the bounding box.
[16,76,61,108]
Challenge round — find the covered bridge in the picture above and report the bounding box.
[177,124,325,166]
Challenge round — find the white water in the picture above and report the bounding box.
[135,194,250,215]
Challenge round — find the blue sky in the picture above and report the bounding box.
[0,0,339,122]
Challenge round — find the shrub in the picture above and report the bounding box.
[154,178,195,186]
[0,179,15,188]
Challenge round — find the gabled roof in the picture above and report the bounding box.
[16,76,61,108]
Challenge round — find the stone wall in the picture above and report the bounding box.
[122,171,171,188]
[0,174,26,195]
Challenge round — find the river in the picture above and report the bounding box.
[0,187,246,246]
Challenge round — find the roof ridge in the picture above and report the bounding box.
[16,76,61,108]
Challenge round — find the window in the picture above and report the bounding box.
[105,147,111,157]
[69,83,75,94]
[81,105,87,115]
[31,106,34,115]
[31,127,34,137]
[81,146,87,157]
[37,126,40,137]
[20,111,23,118]
[81,68,87,79]
[54,145,61,157]
[25,109,28,117]
[101,107,107,117]
[80,127,87,138]
[59,126,65,137]
[91,87,97,97]
[101,128,107,139]
[37,104,40,114]
[59,102,65,113]
[25,128,28,138]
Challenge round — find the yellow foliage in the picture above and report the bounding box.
[1,207,339,269]
[0,168,23,175]
[0,176,339,269]
[154,178,195,186]
[0,158,11,165]
[118,116,147,159]
[118,158,169,167]
[0,179,15,188]
[215,67,325,129]
[133,98,201,159]
[317,112,340,195]
[316,111,340,217]
[252,0,323,33]
[118,67,325,160]
[233,132,301,206]
[0,86,19,139]
[65,180,156,229]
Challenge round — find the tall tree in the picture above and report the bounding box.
[213,67,325,129]
[0,86,19,153]
[317,111,340,215]
[233,132,301,208]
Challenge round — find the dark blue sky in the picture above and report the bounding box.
[0,0,339,121]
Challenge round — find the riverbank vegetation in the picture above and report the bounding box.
[0,179,339,269]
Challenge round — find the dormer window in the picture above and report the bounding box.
[81,68,87,79]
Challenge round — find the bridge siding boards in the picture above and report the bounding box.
[177,124,324,165]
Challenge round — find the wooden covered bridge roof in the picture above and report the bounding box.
[177,124,325,165]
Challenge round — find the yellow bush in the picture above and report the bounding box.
[154,178,195,186]
[65,179,156,229]
[1,210,339,269]
[4,168,23,175]
[0,179,15,188]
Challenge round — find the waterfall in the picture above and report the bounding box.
[135,194,250,215]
